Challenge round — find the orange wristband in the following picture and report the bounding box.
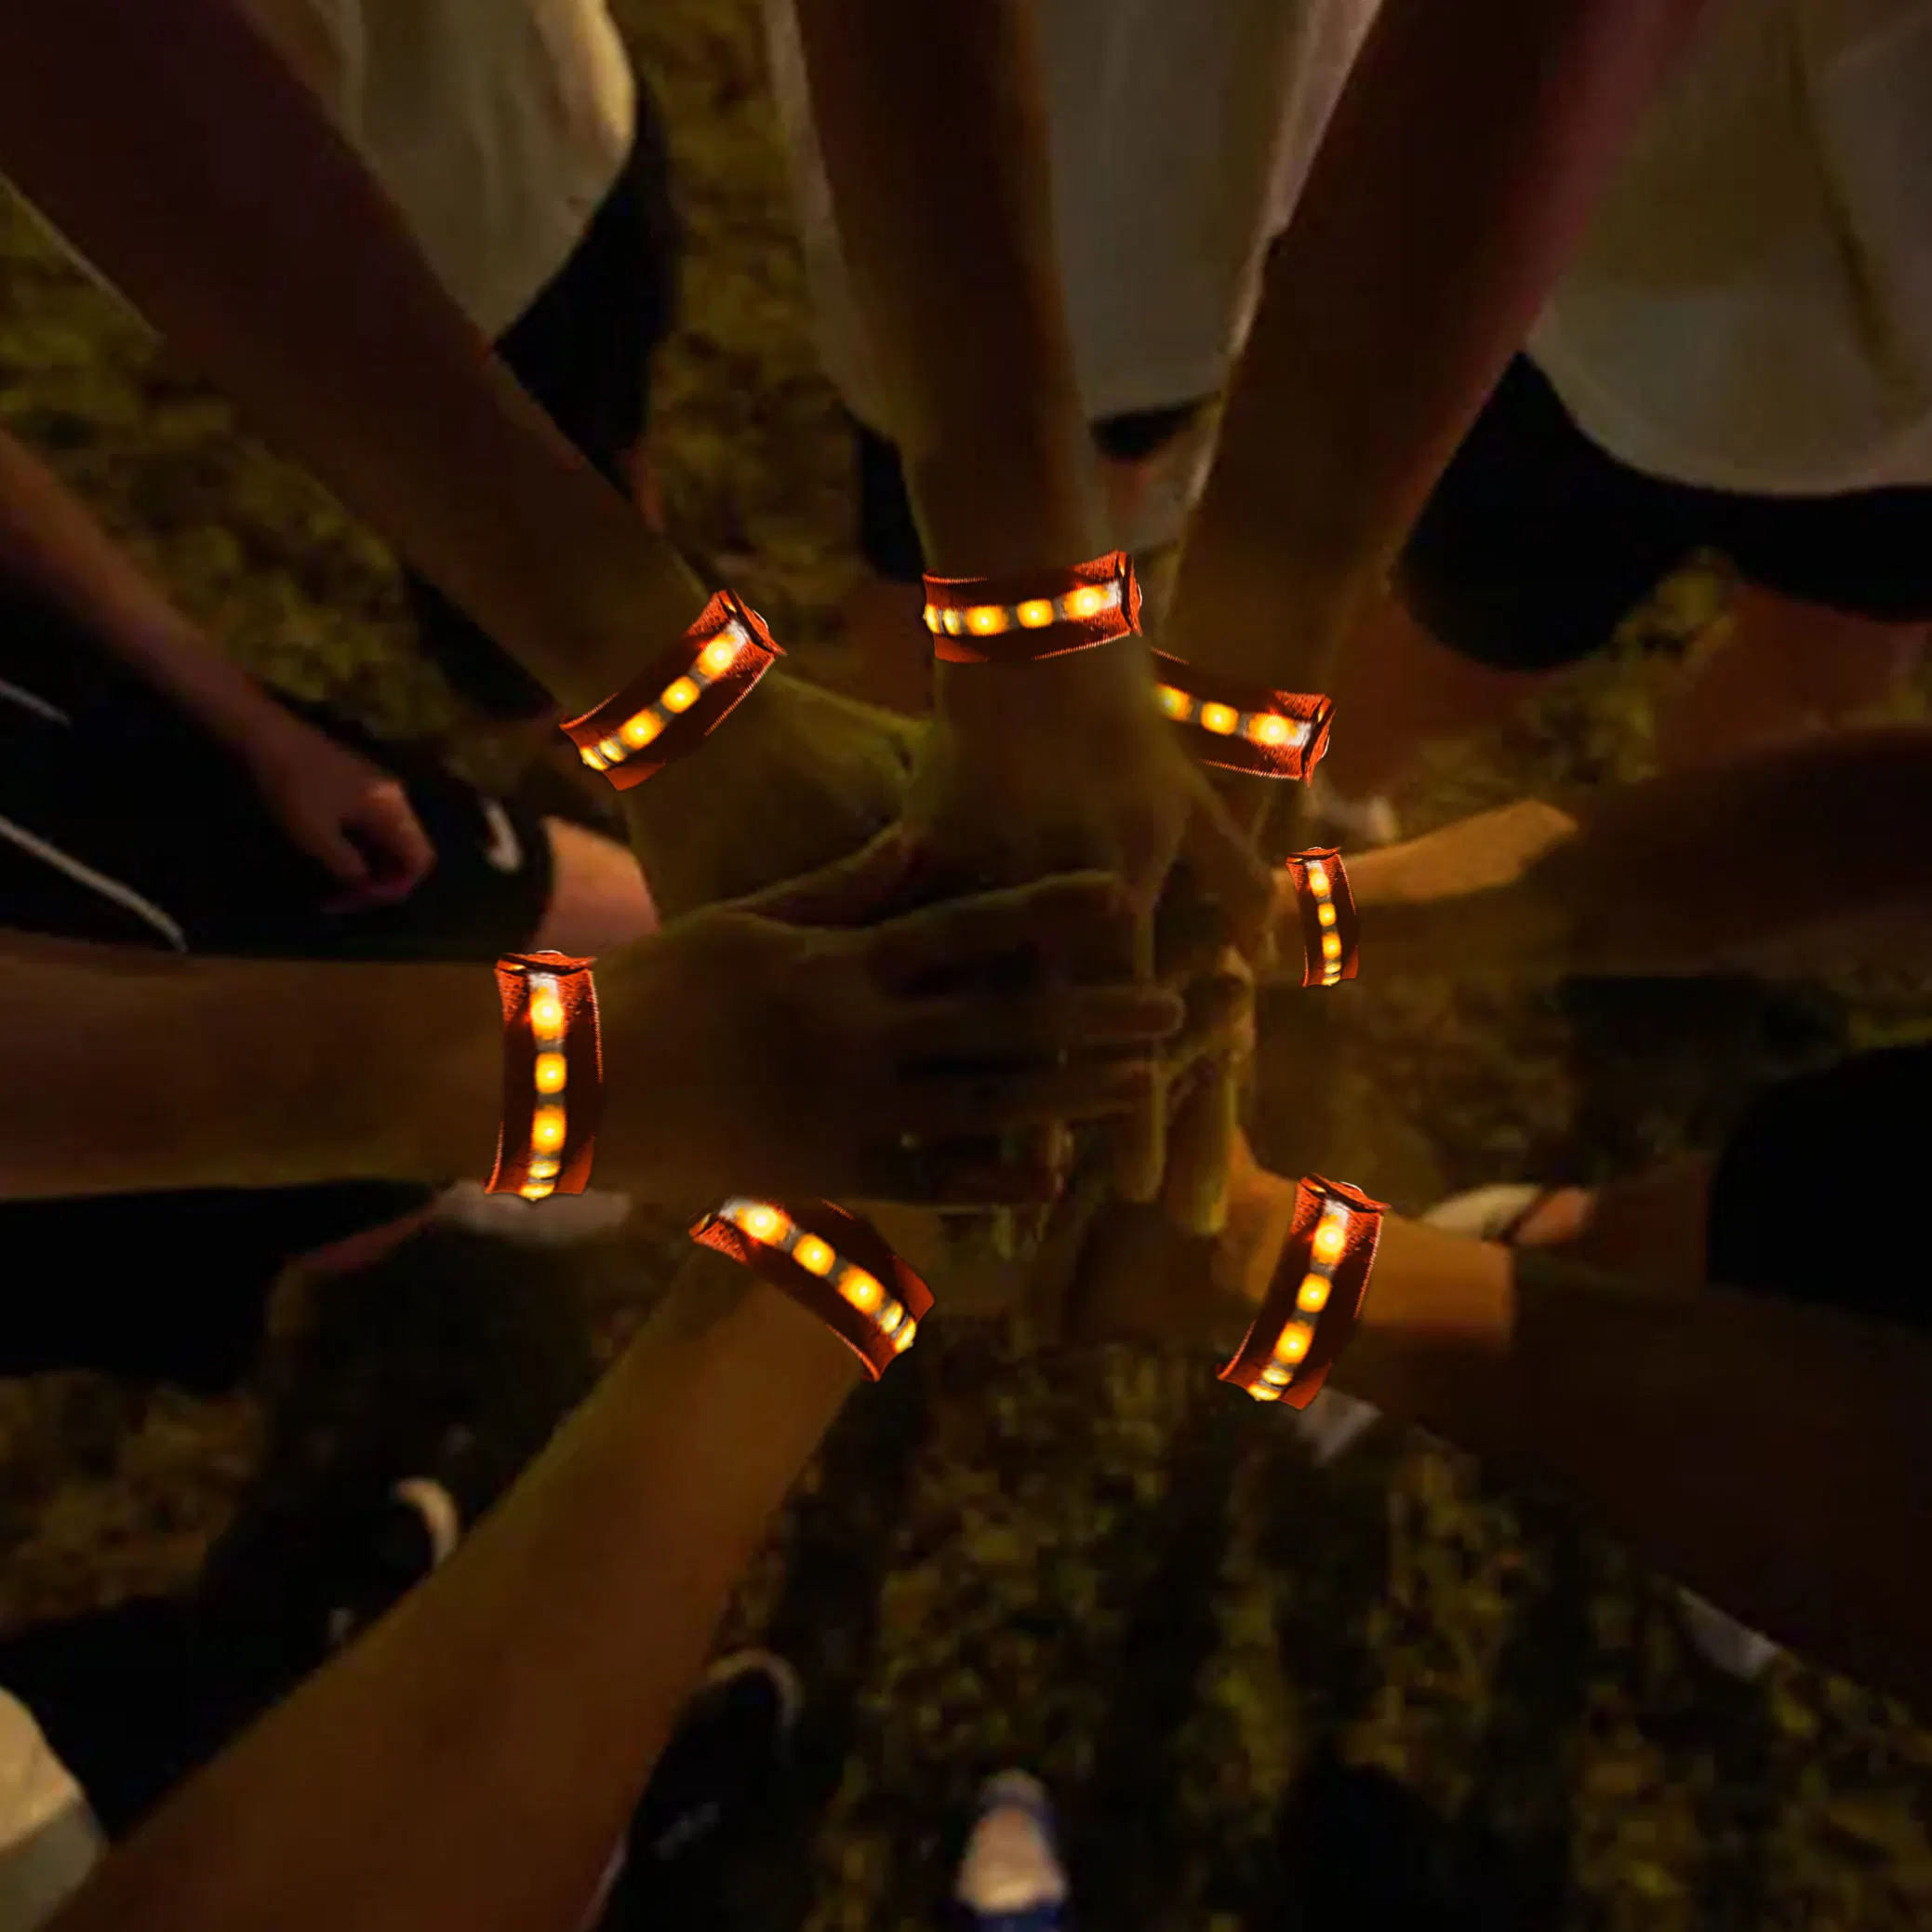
[690,1198,934,1380]
[486,952,603,1200]
[1280,848,1359,988]
[921,551,1141,665]
[1219,1175,1386,1408]
[561,591,782,791]
[1151,652,1333,780]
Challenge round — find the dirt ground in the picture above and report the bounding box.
[3,1,1931,1926]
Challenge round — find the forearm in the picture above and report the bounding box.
[0,934,500,1196]
[0,426,287,749]
[1167,0,1709,687]
[51,1255,859,1932]
[791,0,1153,739]
[1332,1247,1932,1712]
[0,0,706,717]
[1326,726,1932,979]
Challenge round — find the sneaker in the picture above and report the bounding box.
[323,1476,464,1653]
[953,1771,1070,1932]
[600,1652,804,1925]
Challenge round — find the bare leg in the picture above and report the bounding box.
[529,817,659,954]
[1655,586,1925,773]
[1319,590,1554,798]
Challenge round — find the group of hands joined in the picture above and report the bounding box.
[286,640,1286,1339]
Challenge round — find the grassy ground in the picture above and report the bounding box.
[3,1,1931,1925]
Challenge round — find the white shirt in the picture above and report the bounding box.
[763,0,1379,435]
[232,0,637,339]
[1529,0,1932,494]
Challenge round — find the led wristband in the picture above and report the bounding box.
[1219,1175,1386,1408]
[561,591,782,791]
[1280,849,1360,988]
[922,551,1142,665]
[1151,653,1333,781]
[690,1198,935,1380]
[486,952,603,1201]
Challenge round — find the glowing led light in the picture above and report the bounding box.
[1305,863,1328,893]
[966,605,1008,636]
[943,608,963,634]
[840,1270,885,1315]
[736,1203,785,1244]
[596,738,623,764]
[922,605,939,631]
[1199,702,1239,736]
[1157,686,1192,720]
[1017,599,1055,629]
[527,1158,559,1181]
[1261,1362,1292,1387]
[534,1052,567,1094]
[521,1181,553,1202]
[1274,1325,1311,1364]
[893,1319,917,1352]
[875,1299,903,1334]
[793,1234,834,1276]
[1312,1215,1348,1262]
[1298,1273,1329,1313]
[1322,932,1343,960]
[699,633,740,676]
[621,712,661,749]
[1066,585,1107,619]
[1318,902,1337,927]
[661,677,700,713]
[531,1108,566,1153]
[1250,714,1292,747]
[529,995,563,1033]
[580,746,607,771]
[1249,1382,1282,1403]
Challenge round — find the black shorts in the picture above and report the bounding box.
[407,93,683,721]
[1705,1045,1931,1329]
[0,581,556,1389]
[1398,355,1932,673]
[849,401,1209,585]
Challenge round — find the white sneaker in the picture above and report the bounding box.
[431,1179,634,1246]
[1677,1589,1782,1682]
[954,1771,1069,1926]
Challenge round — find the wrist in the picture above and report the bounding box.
[380,966,509,1184]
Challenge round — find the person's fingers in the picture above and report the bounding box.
[1159,1053,1241,1236]
[898,1058,1157,1139]
[735,824,913,926]
[350,786,436,903]
[1184,790,1276,964]
[891,984,1185,1065]
[862,871,1133,992]
[1163,972,1254,1082]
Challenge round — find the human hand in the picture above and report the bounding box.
[617,673,925,918]
[592,829,1189,1208]
[242,710,436,912]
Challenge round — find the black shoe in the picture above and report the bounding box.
[596,1652,804,1928]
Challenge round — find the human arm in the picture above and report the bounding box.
[1289,725,1932,981]
[0,0,705,720]
[1,843,1184,1206]
[47,1248,862,1932]
[1067,1194,1932,1714]
[788,0,1272,951]
[0,423,434,902]
[1162,0,1712,705]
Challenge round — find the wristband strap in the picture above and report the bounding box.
[1151,652,1333,780]
[1219,1175,1386,1408]
[922,551,1141,665]
[486,952,603,1200]
[561,591,782,791]
[1280,849,1359,988]
[691,1198,934,1380]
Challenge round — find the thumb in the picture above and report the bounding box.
[735,824,913,927]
